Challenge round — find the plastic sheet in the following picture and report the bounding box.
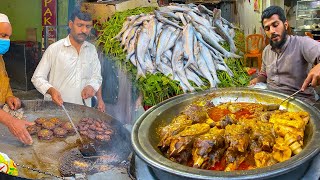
[98,51,145,125]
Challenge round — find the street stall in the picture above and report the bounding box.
[1,0,320,180]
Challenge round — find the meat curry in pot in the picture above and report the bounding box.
[158,101,309,171]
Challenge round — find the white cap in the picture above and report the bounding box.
[0,13,10,23]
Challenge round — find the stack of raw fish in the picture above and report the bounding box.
[114,3,241,92]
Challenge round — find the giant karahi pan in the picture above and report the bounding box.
[132,88,320,179]
[0,100,132,179]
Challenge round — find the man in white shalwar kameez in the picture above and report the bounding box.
[32,9,102,107]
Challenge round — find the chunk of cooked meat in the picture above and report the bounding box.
[254,151,277,168]
[225,124,249,153]
[182,104,207,123]
[158,114,192,149]
[192,127,225,168]
[216,115,234,129]
[225,152,247,171]
[242,119,275,152]
[168,123,210,157]
[263,104,280,111]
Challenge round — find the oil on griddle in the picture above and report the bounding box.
[0,100,132,179]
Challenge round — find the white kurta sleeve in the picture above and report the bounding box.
[86,50,102,92]
[31,48,53,95]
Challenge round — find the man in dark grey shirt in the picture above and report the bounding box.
[250,6,320,104]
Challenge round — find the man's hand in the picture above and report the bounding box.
[97,99,106,113]
[81,85,95,99]
[250,78,259,85]
[7,117,34,145]
[302,64,320,91]
[47,87,63,106]
[5,96,21,110]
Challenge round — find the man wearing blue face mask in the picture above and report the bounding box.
[0,13,34,145]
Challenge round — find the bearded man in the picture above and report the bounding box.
[250,6,320,104]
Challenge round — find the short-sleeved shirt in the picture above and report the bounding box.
[261,35,320,103]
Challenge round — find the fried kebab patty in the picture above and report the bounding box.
[61,122,76,135]
[37,129,54,140]
[35,118,47,125]
[53,127,68,138]
[42,121,56,130]
[26,125,42,135]
[49,117,62,126]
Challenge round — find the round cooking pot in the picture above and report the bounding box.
[132,88,320,180]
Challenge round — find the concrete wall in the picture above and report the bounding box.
[0,0,42,41]
[237,0,264,36]
[237,0,285,36]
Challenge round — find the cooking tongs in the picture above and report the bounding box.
[61,104,97,157]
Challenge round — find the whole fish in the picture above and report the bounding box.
[157,57,173,79]
[210,51,234,77]
[154,10,183,29]
[113,15,139,40]
[197,5,213,16]
[162,5,190,12]
[164,28,180,52]
[175,12,187,26]
[126,27,141,60]
[193,22,240,58]
[145,50,156,74]
[136,27,151,70]
[199,42,220,84]
[123,26,139,49]
[213,9,237,53]
[183,24,197,69]
[185,68,204,87]
[194,41,217,88]
[172,36,195,92]
[163,50,172,61]
[186,10,212,30]
[155,26,176,66]
[159,11,180,20]
[130,54,146,80]
[148,18,158,50]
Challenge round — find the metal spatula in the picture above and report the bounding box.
[61,104,97,157]
[279,89,302,105]
[279,84,311,105]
